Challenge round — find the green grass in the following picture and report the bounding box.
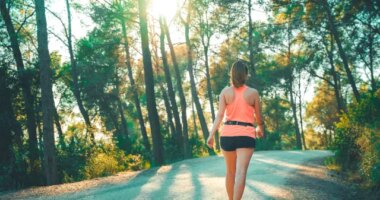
[324,156,342,172]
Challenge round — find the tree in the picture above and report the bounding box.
[194,0,220,150]
[271,1,304,149]
[138,0,164,165]
[306,81,340,146]
[302,1,347,114]
[64,0,94,142]
[342,0,380,92]
[247,0,256,77]
[162,18,190,158]
[321,34,347,113]
[0,0,40,174]
[34,0,58,185]
[116,0,151,152]
[0,66,23,163]
[321,0,361,102]
[181,0,214,155]
[159,17,184,157]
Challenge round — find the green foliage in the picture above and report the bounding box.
[255,130,282,150]
[84,152,121,179]
[57,124,146,183]
[306,81,341,149]
[259,97,295,150]
[0,145,45,190]
[163,138,183,163]
[125,154,145,171]
[161,126,183,163]
[56,124,91,182]
[324,156,341,172]
[189,133,210,158]
[306,82,340,130]
[333,91,380,188]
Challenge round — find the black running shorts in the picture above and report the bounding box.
[220,136,256,151]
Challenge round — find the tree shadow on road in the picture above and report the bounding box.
[61,153,340,200]
[60,167,163,199]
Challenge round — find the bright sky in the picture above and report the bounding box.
[46,0,93,61]
[45,0,314,104]
[150,0,179,20]
[46,0,268,61]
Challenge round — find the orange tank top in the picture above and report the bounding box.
[220,85,256,138]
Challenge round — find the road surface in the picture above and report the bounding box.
[1,150,356,200]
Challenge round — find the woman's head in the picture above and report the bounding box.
[230,60,248,88]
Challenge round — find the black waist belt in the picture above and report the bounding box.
[224,120,254,127]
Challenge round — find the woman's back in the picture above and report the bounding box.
[224,85,255,123]
[220,84,259,138]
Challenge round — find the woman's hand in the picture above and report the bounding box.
[256,126,264,138]
[207,135,214,148]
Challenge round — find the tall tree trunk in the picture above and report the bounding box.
[190,99,196,155]
[99,97,120,134]
[323,130,328,147]
[36,101,43,156]
[323,35,347,113]
[160,84,176,140]
[298,72,307,150]
[0,67,23,162]
[163,18,190,158]
[289,81,302,150]
[53,108,65,149]
[368,31,376,91]
[119,17,150,152]
[117,98,129,151]
[65,0,94,142]
[159,17,184,157]
[184,1,214,155]
[0,0,40,173]
[138,0,164,166]
[151,41,175,139]
[323,0,360,102]
[115,67,129,151]
[192,98,199,137]
[203,48,215,120]
[34,0,58,185]
[248,0,256,76]
[201,35,219,151]
[286,20,302,150]
[329,129,333,146]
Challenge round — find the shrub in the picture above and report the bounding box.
[333,92,380,188]
[57,124,148,183]
[85,152,121,178]
[189,133,209,158]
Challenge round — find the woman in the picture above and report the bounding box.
[207,60,264,200]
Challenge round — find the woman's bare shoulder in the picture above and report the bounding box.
[246,86,259,96]
[220,86,233,95]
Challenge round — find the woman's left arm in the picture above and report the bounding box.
[209,90,226,138]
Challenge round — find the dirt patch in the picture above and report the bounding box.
[0,171,139,200]
[0,157,212,200]
[282,157,363,200]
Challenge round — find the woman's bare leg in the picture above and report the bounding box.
[222,150,237,200]
[233,148,254,200]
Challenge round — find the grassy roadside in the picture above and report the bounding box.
[324,156,380,200]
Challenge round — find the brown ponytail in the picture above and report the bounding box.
[230,60,248,88]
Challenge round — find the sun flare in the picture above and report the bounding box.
[149,0,180,20]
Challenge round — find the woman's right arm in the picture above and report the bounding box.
[253,90,264,138]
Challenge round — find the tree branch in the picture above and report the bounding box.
[15,10,35,35]
[46,7,69,40]
[48,29,68,47]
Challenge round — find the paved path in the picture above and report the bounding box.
[3,150,356,200]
